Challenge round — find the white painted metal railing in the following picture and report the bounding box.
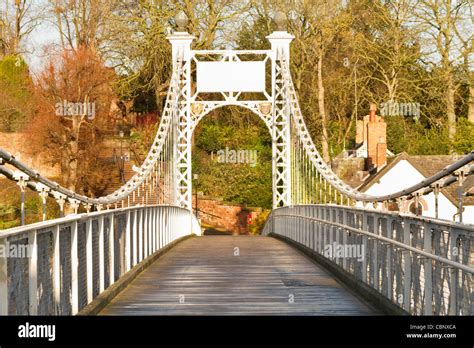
[0,205,200,315]
[263,205,473,315]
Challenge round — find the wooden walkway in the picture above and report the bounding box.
[100,236,378,315]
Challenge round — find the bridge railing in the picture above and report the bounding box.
[263,205,473,315]
[0,205,200,315]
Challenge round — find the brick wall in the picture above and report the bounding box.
[192,196,262,235]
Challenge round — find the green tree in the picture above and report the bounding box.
[193,107,273,208]
[0,55,34,132]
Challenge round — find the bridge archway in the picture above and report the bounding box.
[191,103,273,213]
[167,30,295,211]
[191,103,273,134]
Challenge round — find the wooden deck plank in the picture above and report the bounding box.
[100,236,378,315]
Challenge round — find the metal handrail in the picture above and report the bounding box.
[0,204,201,315]
[263,204,473,315]
[271,213,473,273]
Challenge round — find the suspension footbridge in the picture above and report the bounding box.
[0,12,472,317]
[100,236,377,316]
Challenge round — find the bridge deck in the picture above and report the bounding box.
[100,236,378,315]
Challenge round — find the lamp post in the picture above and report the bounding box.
[343,56,359,151]
[118,130,125,184]
[193,173,199,218]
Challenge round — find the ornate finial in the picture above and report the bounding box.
[175,11,188,32]
[274,11,287,31]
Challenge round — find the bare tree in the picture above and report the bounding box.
[452,1,474,123]
[48,0,115,50]
[0,0,40,56]
[414,0,471,141]
[180,0,251,49]
[354,0,421,104]
[287,0,349,162]
[29,47,115,192]
[102,1,250,112]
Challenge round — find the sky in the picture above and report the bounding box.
[23,0,60,75]
[18,0,474,76]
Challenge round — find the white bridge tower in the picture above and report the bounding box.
[167,11,294,210]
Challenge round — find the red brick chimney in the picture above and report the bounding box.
[366,104,387,170]
[369,103,376,122]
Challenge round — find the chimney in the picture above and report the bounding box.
[356,104,377,147]
[366,104,387,170]
[355,119,364,146]
[369,103,377,122]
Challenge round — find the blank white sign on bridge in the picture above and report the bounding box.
[196,61,266,93]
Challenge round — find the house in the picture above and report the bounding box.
[333,104,473,224]
[358,153,474,223]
